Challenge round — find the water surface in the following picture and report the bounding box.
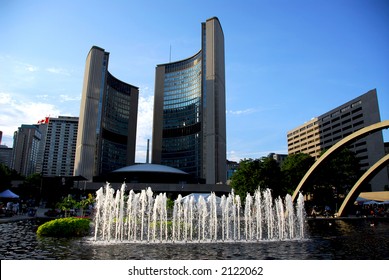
[0,219,388,259]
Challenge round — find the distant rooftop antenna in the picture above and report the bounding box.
[169,45,172,62]
[146,139,150,163]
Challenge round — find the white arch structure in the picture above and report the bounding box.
[291,120,389,208]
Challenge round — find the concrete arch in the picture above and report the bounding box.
[337,153,389,217]
[291,120,389,202]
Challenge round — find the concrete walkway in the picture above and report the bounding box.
[0,208,51,223]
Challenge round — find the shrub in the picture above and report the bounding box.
[37,217,91,237]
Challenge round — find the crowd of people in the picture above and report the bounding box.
[0,200,36,217]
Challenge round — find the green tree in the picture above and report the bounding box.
[230,158,262,202]
[0,163,12,189]
[230,157,284,202]
[19,173,43,203]
[78,193,95,217]
[302,148,362,212]
[0,164,24,190]
[258,157,283,198]
[316,148,361,196]
[281,153,315,194]
[56,195,78,217]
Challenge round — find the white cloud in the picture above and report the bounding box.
[46,67,71,76]
[227,108,256,115]
[36,94,50,101]
[25,64,39,72]
[227,149,288,162]
[0,92,12,105]
[227,150,241,162]
[0,92,61,146]
[59,94,81,102]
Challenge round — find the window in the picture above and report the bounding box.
[351,100,362,107]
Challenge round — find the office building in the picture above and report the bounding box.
[267,153,288,166]
[0,131,13,168]
[287,89,388,191]
[0,145,13,168]
[74,46,139,181]
[226,160,239,182]
[11,124,41,177]
[152,17,226,184]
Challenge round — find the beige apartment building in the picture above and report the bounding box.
[287,89,388,191]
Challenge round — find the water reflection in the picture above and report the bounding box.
[0,219,388,259]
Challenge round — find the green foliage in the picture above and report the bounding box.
[56,195,78,212]
[55,194,95,217]
[315,148,362,193]
[78,193,95,209]
[281,153,315,194]
[0,163,24,188]
[230,158,261,202]
[36,217,91,237]
[259,157,283,197]
[166,198,174,209]
[230,149,362,209]
[230,157,284,202]
[309,148,363,209]
[25,173,42,186]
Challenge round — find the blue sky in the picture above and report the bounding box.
[0,0,388,163]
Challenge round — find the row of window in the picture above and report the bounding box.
[164,53,202,74]
[99,139,128,174]
[107,72,136,95]
[162,133,200,150]
[289,114,364,141]
[164,84,201,99]
[164,64,201,87]
[290,102,364,138]
[289,120,365,148]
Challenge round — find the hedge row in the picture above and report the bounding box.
[37,217,91,237]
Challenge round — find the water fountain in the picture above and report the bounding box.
[93,183,306,242]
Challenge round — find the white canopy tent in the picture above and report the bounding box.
[363,200,379,205]
[181,193,222,204]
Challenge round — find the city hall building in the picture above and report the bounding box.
[287,89,388,191]
[152,17,226,184]
[74,46,139,181]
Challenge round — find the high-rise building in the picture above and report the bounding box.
[0,145,13,168]
[267,153,288,166]
[37,116,78,176]
[287,89,388,191]
[226,160,239,182]
[11,124,41,177]
[74,46,139,181]
[152,17,226,184]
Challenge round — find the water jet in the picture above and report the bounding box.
[93,183,306,243]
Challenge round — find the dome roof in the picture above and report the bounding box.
[112,163,188,175]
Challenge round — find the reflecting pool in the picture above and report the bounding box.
[0,218,388,259]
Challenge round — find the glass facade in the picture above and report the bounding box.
[74,46,138,181]
[99,72,136,174]
[152,17,226,184]
[161,52,203,177]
